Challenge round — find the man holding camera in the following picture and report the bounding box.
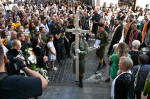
[0,39,48,99]
[53,22,65,64]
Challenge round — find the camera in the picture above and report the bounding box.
[6,58,26,75]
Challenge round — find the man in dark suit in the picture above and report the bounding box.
[108,19,123,56]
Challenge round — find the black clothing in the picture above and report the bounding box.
[53,28,63,44]
[129,50,143,66]
[146,51,150,64]
[132,65,150,99]
[92,14,100,36]
[33,46,46,68]
[104,25,110,34]
[68,25,75,44]
[63,25,71,57]
[125,21,137,44]
[6,49,28,75]
[53,28,65,61]
[115,73,134,99]
[49,21,55,34]
[132,30,142,43]
[108,25,123,55]
[21,41,31,54]
[0,72,42,99]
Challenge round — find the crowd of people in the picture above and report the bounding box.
[0,0,150,98]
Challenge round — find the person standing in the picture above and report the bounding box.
[124,15,136,45]
[71,34,88,88]
[111,56,134,99]
[108,19,123,56]
[141,14,150,47]
[81,11,90,41]
[95,23,109,74]
[40,16,49,35]
[92,9,100,37]
[128,24,142,49]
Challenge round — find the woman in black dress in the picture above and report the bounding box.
[32,37,46,68]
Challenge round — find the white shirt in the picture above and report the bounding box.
[47,42,56,54]
[40,23,49,35]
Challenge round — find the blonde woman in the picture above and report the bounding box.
[109,42,130,80]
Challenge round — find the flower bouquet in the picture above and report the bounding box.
[143,73,150,96]
[25,47,49,81]
[35,68,49,82]
[1,39,9,47]
[12,23,21,31]
[25,48,37,70]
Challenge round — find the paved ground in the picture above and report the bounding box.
[37,34,111,99]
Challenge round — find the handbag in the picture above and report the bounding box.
[134,65,141,88]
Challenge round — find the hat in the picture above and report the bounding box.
[98,23,104,27]
[79,34,84,37]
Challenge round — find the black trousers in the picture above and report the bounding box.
[65,41,71,57]
[55,43,65,62]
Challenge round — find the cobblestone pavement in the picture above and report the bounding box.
[38,34,111,99]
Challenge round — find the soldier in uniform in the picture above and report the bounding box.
[95,23,109,74]
[71,34,88,88]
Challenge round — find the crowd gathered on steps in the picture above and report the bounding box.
[0,0,150,99]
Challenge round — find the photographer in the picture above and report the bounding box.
[53,22,65,64]
[6,39,27,75]
[0,38,48,99]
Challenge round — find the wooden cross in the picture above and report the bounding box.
[66,14,89,81]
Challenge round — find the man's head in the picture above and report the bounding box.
[59,19,64,26]
[41,16,46,24]
[24,22,29,29]
[114,19,120,25]
[94,9,98,15]
[138,54,149,65]
[144,14,149,20]
[11,31,17,39]
[64,20,68,26]
[39,27,45,33]
[11,39,22,50]
[146,4,149,9]
[79,34,83,41]
[33,16,38,23]
[100,18,105,24]
[129,15,135,21]
[17,33,25,41]
[18,26,24,33]
[131,24,137,31]
[98,23,104,31]
[8,25,13,31]
[51,16,56,22]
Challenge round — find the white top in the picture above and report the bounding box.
[47,42,56,54]
[40,23,49,35]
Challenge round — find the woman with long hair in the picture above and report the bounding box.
[109,42,130,80]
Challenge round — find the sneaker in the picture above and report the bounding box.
[52,67,58,71]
